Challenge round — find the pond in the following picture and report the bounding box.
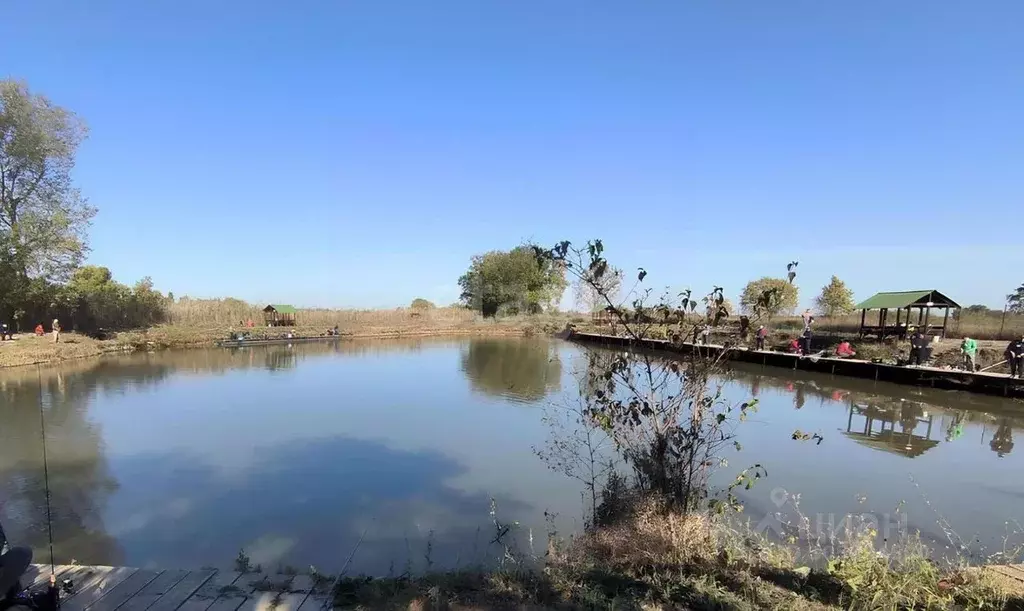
[1,337,1022,573]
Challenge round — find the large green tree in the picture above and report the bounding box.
[458,245,567,316]
[814,275,855,317]
[1,80,95,283]
[739,277,799,317]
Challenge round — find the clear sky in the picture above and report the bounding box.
[2,1,1021,309]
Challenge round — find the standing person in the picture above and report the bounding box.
[698,324,711,345]
[0,322,8,341]
[1006,335,1024,379]
[960,336,978,371]
[800,326,813,355]
[801,309,814,330]
[52,318,61,344]
[909,329,925,366]
[755,325,768,350]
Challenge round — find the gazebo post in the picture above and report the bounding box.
[860,309,867,338]
[924,307,931,331]
[941,308,950,338]
[878,308,885,338]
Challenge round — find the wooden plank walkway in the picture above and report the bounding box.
[984,563,1024,596]
[23,566,330,611]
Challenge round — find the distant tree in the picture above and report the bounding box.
[1007,283,1024,314]
[740,277,799,318]
[410,298,436,310]
[458,245,567,317]
[964,304,991,314]
[573,265,623,312]
[65,265,165,329]
[814,276,855,317]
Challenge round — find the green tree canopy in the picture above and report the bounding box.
[814,275,855,317]
[1,80,95,283]
[739,277,799,317]
[65,265,165,330]
[964,304,991,314]
[410,298,436,310]
[458,245,567,316]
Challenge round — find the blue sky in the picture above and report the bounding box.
[2,1,1021,309]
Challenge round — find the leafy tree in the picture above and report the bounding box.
[539,239,763,512]
[64,265,165,330]
[814,275,855,317]
[1007,283,1024,314]
[0,80,95,283]
[410,298,435,310]
[573,265,623,312]
[964,304,990,314]
[740,277,799,317]
[458,245,567,316]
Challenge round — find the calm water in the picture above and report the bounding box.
[1,337,1022,573]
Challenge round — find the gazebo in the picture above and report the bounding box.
[855,290,960,339]
[263,304,297,327]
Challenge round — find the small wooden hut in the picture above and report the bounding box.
[855,290,960,339]
[263,304,297,327]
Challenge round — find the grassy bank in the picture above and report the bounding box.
[322,499,1023,610]
[0,310,574,368]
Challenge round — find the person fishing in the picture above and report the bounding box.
[0,520,33,605]
[1006,335,1024,379]
[960,336,978,372]
[754,325,768,350]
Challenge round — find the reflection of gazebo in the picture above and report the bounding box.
[855,290,961,339]
[843,402,938,458]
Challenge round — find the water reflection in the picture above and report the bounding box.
[0,339,1021,572]
[460,338,562,402]
[843,400,938,459]
[990,420,1015,457]
[0,365,131,565]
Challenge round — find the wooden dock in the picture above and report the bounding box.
[569,332,1024,399]
[21,565,330,611]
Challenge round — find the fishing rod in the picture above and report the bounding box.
[35,368,63,610]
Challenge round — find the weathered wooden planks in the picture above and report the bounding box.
[144,570,217,611]
[115,569,190,611]
[62,567,139,611]
[24,566,329,611]
[81,569,162,611]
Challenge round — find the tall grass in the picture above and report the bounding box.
[164,298,479,328]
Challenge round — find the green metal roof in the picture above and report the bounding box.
[854,290,960,310]
[264,304,298,314]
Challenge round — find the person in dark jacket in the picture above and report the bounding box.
[0,521,33,603]
[909,330,926,366]
[1006,336,1024,379]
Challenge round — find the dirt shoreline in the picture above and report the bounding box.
[0,319,567,369]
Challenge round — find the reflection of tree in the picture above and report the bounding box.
[264,348,297,372]
[990,420,1015,458]
[460,339,562,402]
[0,367,131,565]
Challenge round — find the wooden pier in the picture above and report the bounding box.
[21,565,330,611]
[569,332,1024,399]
